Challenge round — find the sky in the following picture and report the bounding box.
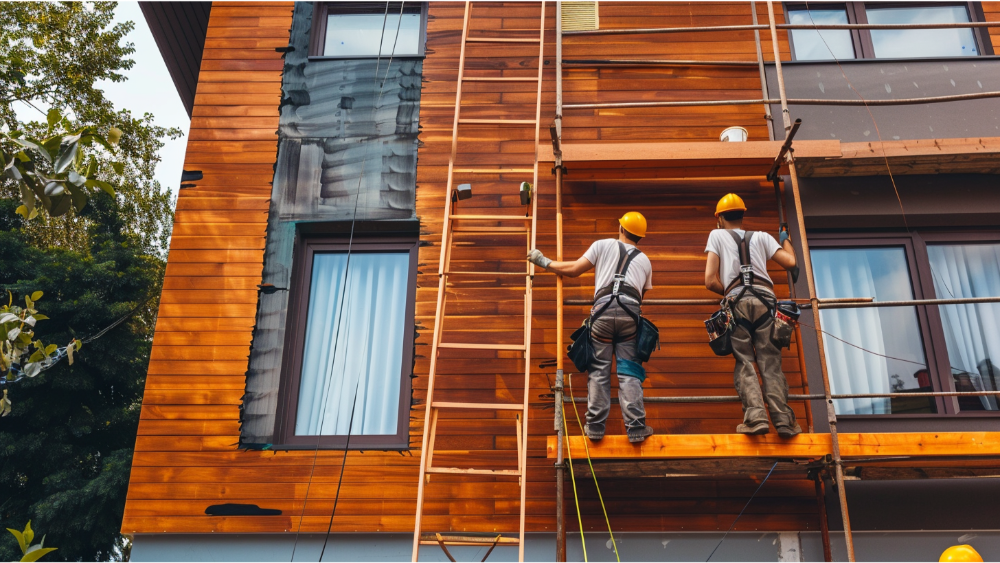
[97,1,190,202]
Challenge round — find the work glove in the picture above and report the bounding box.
[779,226,790,246]
[789,265,800,283]
[527,249,552,269]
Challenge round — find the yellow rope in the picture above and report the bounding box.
[566,372,621,562]
[561,401,588,562]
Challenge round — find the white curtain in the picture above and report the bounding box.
[814,250,892,415]
[928,244,1000,411]
[295,251,410,436]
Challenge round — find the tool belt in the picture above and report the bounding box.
[567,242,659,372]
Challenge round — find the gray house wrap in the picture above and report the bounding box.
[240,3,423,446]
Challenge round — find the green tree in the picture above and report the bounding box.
[0,192,164,561]
[0,1,179,253]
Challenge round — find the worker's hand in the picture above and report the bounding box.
[527,249,552,269]
[779,226,791,246]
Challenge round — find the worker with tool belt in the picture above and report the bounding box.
[704,194,802,437]
[527,212,655,443]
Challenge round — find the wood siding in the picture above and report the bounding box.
[123,1,819,537]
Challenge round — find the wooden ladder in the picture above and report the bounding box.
[411,2,546,562]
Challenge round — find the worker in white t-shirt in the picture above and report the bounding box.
[704,194,802,437]
[527,212,655,443]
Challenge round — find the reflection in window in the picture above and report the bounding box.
[868,5,978,59]
[812,248,934,415]
[324,3,422,57]
[788,9,856,61]
[928,244,1000,412]
[296,252,410,435]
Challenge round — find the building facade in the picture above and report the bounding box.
[128,2,1000,561]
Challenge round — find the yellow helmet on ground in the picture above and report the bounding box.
[715,193,747,217]
[619,211,647,238]
[940,545,984,562]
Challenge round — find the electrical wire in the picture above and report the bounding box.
[289,2,407,560]
[704,461,778,562]
[566,371,620,563]
[560,399,589,562]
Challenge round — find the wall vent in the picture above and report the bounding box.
[561,1,599,32]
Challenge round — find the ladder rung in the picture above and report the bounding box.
[463,76,541,82]
[432,401,525,411]
[438,342,527,351]
[459,119,537,125]
[449,214,532,221]
[466,37,540,43]
[425,467,521,476]
[420,534,520,546]
[444,271,527,276]
[454,168,535,174]
[451,225,530,233]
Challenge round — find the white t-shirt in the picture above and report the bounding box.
[704,229,781,297]
[582,238,653,299]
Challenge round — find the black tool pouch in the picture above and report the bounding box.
[705,304,734,356]
[769,300,801,349]
[635,316,660,363]
[567,320,595,373]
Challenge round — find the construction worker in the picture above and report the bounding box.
[704,194,802,437]
[940,545,984,562]
[527,212,655,443]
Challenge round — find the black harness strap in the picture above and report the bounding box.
[590,242,645,339]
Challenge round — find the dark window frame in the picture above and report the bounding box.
[808,230,1000,417]
[273,235,419,449]
[784,1,994,61]
[309,1,428,60]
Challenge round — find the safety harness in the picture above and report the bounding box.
[591,242,644,328]
[724,230,776,334]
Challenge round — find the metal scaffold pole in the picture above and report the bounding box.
[554,3,567,562]
[787,161,856,561]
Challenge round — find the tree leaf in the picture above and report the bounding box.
[20,547,58,563]
[66,183,88,212]
[33,314,49,321]
[67,169,85,187]
[47,108,61,130]
[43,181,64,197]
[53,135,80,173]
[84,178,115,196]
[8,327,21,341]
[107,127,122,145]
[23,522,33,550]
[11,138,51,163]
[0,313,18,324]
[67,343,74,365]
[30,291,43,301]
[24,363,41,377]
[111,162,125,174]
[6,527,26,554]
[49,193,72,217]
[44,344,58,355]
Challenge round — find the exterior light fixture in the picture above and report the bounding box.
[719,127,749,142]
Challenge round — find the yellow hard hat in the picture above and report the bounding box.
[715,193,747,217]
[619,211,647,238]
[940,545,983,562]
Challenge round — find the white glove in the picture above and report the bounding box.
[527,249,552,269]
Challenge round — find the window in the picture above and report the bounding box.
[809,232,1000,416]
[277,237,418,448]
[310,2,426,58]
[812,245,935,414]
[787,2,991,61]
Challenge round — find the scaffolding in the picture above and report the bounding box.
[549,3,1000,562]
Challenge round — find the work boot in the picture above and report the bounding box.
[736,421,770,435]
[584,424,604,441]
[627,425,654,444]
[776,423,803,438]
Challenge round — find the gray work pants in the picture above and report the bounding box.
[586,298,646,434]
[731,294,798,429]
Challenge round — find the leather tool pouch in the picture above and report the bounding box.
[705,304,734,356]
[567,320,595,373]
[769,300,801,349]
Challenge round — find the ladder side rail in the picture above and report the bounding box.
[412,3,473,561]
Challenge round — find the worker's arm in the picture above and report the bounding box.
[527,249,594,278]
[771,234,797,270]
[704,251,726,296]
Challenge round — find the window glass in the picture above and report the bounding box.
[927,244,1000,412]
[324,3,422,57]
[868,5,978,58]
[812,247,934,414]
[295,251,410,436]
[788,9,856,61]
